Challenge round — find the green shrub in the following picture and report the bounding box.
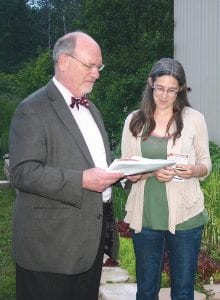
[119,237,136,279]
[202,142,220,250]
[0,98,19,156]
[113,187,127,221]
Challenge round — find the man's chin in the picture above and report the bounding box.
[84,84,95,94]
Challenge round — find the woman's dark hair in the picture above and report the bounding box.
[130,58,191,144]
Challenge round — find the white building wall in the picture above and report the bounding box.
[174,0,220,146]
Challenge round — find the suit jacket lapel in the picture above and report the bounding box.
[46,80,95,166]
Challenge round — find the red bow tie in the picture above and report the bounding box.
[70,96,89,110]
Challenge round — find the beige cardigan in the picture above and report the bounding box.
[121,107,212,234]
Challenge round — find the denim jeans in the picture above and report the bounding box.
[132,226,203,300]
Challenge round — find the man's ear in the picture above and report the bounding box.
[148,77,153,87]
[58,54,69,71]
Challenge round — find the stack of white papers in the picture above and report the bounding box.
[107,156,175,175]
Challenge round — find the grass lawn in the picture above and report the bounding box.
[0,187,16,300]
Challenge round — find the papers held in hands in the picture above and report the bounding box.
[107,156,175,176]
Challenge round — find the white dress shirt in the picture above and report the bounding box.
[53,77,111,202]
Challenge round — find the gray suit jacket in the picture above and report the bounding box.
[9,80,119,275]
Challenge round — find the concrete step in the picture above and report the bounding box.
[99,283,206,300]
[204,284,220,299]
[100,267,133,284]
[99,266,206,300]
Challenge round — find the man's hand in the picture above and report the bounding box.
[83,168,124,192]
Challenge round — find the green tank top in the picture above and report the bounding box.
[141,135,208,230]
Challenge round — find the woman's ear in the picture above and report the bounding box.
[148,77,153,87]
[179,84,184,92]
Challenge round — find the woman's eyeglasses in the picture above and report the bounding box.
[153,85,179,97]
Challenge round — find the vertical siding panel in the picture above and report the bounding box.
[174,0,220,145]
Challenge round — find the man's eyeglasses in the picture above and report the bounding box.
[153,85,179,97]
[66,54,105,72]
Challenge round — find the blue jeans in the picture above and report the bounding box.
[132,226,203,300]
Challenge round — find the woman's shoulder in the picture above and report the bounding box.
[126,109,140,118]
[122,110,141,134]
[182,106,205,120]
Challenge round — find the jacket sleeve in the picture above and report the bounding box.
[9,102,84,207]
[193,113,212,180]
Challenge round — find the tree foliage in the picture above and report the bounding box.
[75,0,174,144]
[0,0,33,72]
[76,0,173,72]
[0,0,82,72]
[0,0,174,155]
[12,50,53,99]
[0,50,53,155]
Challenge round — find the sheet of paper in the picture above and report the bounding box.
[167,153,189,182]
[107,156,175,175]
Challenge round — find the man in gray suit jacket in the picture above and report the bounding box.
[9,31,124,300]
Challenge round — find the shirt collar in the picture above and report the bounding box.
[53,77,72,107]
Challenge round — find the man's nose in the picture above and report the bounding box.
[90,67,100,79]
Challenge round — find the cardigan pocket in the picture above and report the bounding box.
[181,178,203,208]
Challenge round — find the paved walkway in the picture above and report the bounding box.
[99,266,220,299]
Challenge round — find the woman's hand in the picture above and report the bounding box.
[154,167,175,182]
[126,174,142,183]
[126,171,155,183]
[175,163,207,179]
[175,164,193,179]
